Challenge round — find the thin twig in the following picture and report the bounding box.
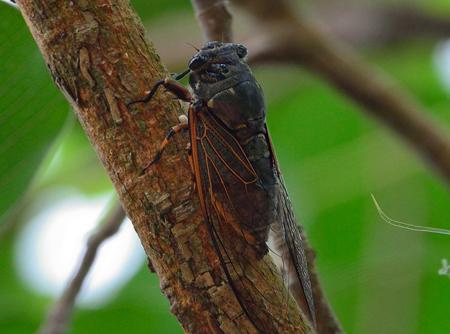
[0,215,17,239]
[190,0,233,42]
[299,229,343,334]
[312,2,450,47]
[233,0,450,185]
[149,4,450,69]
[38,200,126,334]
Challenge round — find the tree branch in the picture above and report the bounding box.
[17,0,310,332]
[299,230,342,334]
[38,200,126,334]
[191,0,233,42]
[233,0,450,184]
[312,2,450,47]
[147,3,450,70]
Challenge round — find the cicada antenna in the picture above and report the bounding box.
[185,42,200,52]
[172,68,191,81]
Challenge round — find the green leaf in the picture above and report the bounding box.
[0,7,69,222]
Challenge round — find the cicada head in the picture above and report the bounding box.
[188,41,253,100]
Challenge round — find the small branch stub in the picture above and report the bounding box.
[191,0,233,42]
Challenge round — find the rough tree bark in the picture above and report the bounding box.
[17,0,312,333]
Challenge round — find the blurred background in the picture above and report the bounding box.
[0,0,449,333]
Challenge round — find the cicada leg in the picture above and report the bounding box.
[127,72,192,106]
[184,142,199,193]
[128,71,192,174]
[140,115,189,174]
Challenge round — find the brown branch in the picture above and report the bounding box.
[300,230,342,334]
[233,0,450,184]
[17,0,311,333]
[383,6,450,40]
[0,212,19,239]
[191,0,233,42]
[148,4,450,70]
[38,200,126,334]
[312,2,450,47]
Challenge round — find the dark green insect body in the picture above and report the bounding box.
[187,41,315,327]
[188,42,278,251]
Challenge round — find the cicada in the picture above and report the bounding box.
[129,41,315,330]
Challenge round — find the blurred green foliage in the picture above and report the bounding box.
[0,1,449,334]
[0,5,69,222]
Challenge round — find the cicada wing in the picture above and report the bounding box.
[263,124,316,325]
[190,108,279,331]
[274,179,316,326]
[193,108,274,251]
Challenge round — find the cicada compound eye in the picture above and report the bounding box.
[236,44,247,58]
[204,41,220,49]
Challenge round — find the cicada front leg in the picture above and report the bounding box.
[127,70,192,106]
[127,71,193,175]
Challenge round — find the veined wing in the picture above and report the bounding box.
[274,179,315,326]
[265,125,316,325]
[192,107,274,250]
[189,106,278,332]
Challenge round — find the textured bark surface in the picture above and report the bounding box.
[17,0,312,333]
